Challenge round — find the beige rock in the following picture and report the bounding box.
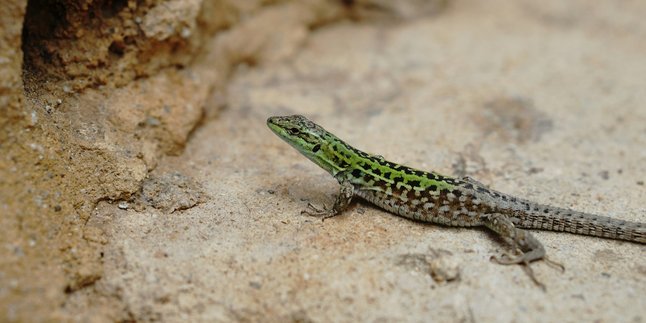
[3,0,645,322]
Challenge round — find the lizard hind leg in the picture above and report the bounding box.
[483,213,559,289]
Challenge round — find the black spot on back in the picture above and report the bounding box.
[375,180,388,188]
[402,168,413,175]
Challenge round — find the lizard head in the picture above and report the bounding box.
[267,115,343,175]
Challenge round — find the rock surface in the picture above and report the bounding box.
[2,0,645,321]
[1,0,344,320]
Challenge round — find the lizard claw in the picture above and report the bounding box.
[543,256,565,272]
[301,202,337,221]
[490,250,524,265]
[491,251,564,272]
[491,253,546,291]
[302,202,327,214]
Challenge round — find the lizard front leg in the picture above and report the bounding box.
[302,179,354,221]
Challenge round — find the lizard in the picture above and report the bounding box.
[267,114,645,287]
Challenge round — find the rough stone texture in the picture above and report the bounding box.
[91,0,645,321]
[139,172,206,213]
[1,0,346,321]
[2,0,646,322]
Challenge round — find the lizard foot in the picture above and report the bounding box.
[301,179,354,221]
[301,202,327,215]
[301,202,339,221]
[491,252,546,291]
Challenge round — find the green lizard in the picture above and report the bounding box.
[267,115,645,287]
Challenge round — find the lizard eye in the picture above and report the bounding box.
[287,128,301,135]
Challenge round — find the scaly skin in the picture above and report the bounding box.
[267,115,645,287]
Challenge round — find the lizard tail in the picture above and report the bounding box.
[512,203,646,244]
